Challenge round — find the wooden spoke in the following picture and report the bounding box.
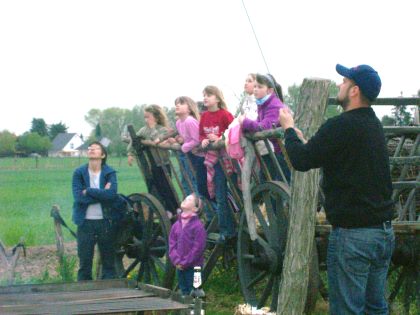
[257,274,274,309]
[246,271,268,289]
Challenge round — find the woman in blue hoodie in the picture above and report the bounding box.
[72,141,121,281]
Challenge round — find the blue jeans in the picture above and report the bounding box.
[214,162,235,237]
[77,219,116,281]
[191,154,215,222]
[177,267,194,295]
[327,225,395,315]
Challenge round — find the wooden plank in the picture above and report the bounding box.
[328,97,420,106]
[0,280,189,315]
[0,279,135,294]
[383,126,420,135]
[389,156,420,166]
[0,296,188,315]
[392,181,420,190]
[0,288,153,305]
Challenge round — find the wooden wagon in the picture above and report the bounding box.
[102,92,420,313]
[0,279,190,315]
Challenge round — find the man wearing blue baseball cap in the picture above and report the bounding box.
[279,64,394,314]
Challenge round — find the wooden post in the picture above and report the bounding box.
[0,237,25,285]
[51,204,65,262]
[277,78,331,314]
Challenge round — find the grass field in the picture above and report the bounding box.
[0,157,146,246]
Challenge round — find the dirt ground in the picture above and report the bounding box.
[0,242,78,283]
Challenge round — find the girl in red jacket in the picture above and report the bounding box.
[199,85,235,243]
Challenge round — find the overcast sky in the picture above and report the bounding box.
[1,0,418,137]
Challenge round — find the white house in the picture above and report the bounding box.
[49,133,84,157]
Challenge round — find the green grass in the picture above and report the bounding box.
[0,157,145,246]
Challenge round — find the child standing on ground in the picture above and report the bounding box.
[169,193,207,296]
[200,85,235,242]
[238,73,290,183]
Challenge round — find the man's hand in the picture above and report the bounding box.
[294,128,307,144]
[279,108,295,130]
[105,182,111,189]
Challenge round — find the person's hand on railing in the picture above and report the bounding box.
[166,137,177,144]
[201,139,210,148]
[175,135,184,144]
[294,128,307,144]
[207,133,219,142]
[279,108,295,130]
[238,113,246,125]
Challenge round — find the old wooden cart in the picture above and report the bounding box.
[0,279,190,315]
[111,95,419,313]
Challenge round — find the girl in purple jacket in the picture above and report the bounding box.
[238,73,291,183]
[169,193,207,295]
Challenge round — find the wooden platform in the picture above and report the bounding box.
[0,279,189,315]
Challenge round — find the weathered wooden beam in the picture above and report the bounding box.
[328,97,420,106]
[384,126,420,135]
[0,238,25,285]
[245,128,284,141]
[277,78,331,314]
[389,156,420,166]
[51,204,65,261]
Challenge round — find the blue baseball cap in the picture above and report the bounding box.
[336,64,382,101]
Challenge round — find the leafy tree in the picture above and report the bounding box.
[17,132,51,155]
[284,84,300,112]
[84,108,102,128]
[49,122,68,140]
[392,105,412,126]
[381,115,396,126]
[165,107,177,129]
[0,130,17,156]
[85,107,136,156]
[30,118,48,137]
[95,124,102,140]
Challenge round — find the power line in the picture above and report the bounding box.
[241,0,271,74]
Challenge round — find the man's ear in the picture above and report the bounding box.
[351,85,360,97]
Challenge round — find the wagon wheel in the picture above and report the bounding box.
[238,181,319,312]
[114,192,175,289]
[387,234,420,313]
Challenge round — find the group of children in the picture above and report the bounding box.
[128,73,290,295]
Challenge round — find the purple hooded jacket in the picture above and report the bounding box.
[169,215,207,269]
[242,93,286,153]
